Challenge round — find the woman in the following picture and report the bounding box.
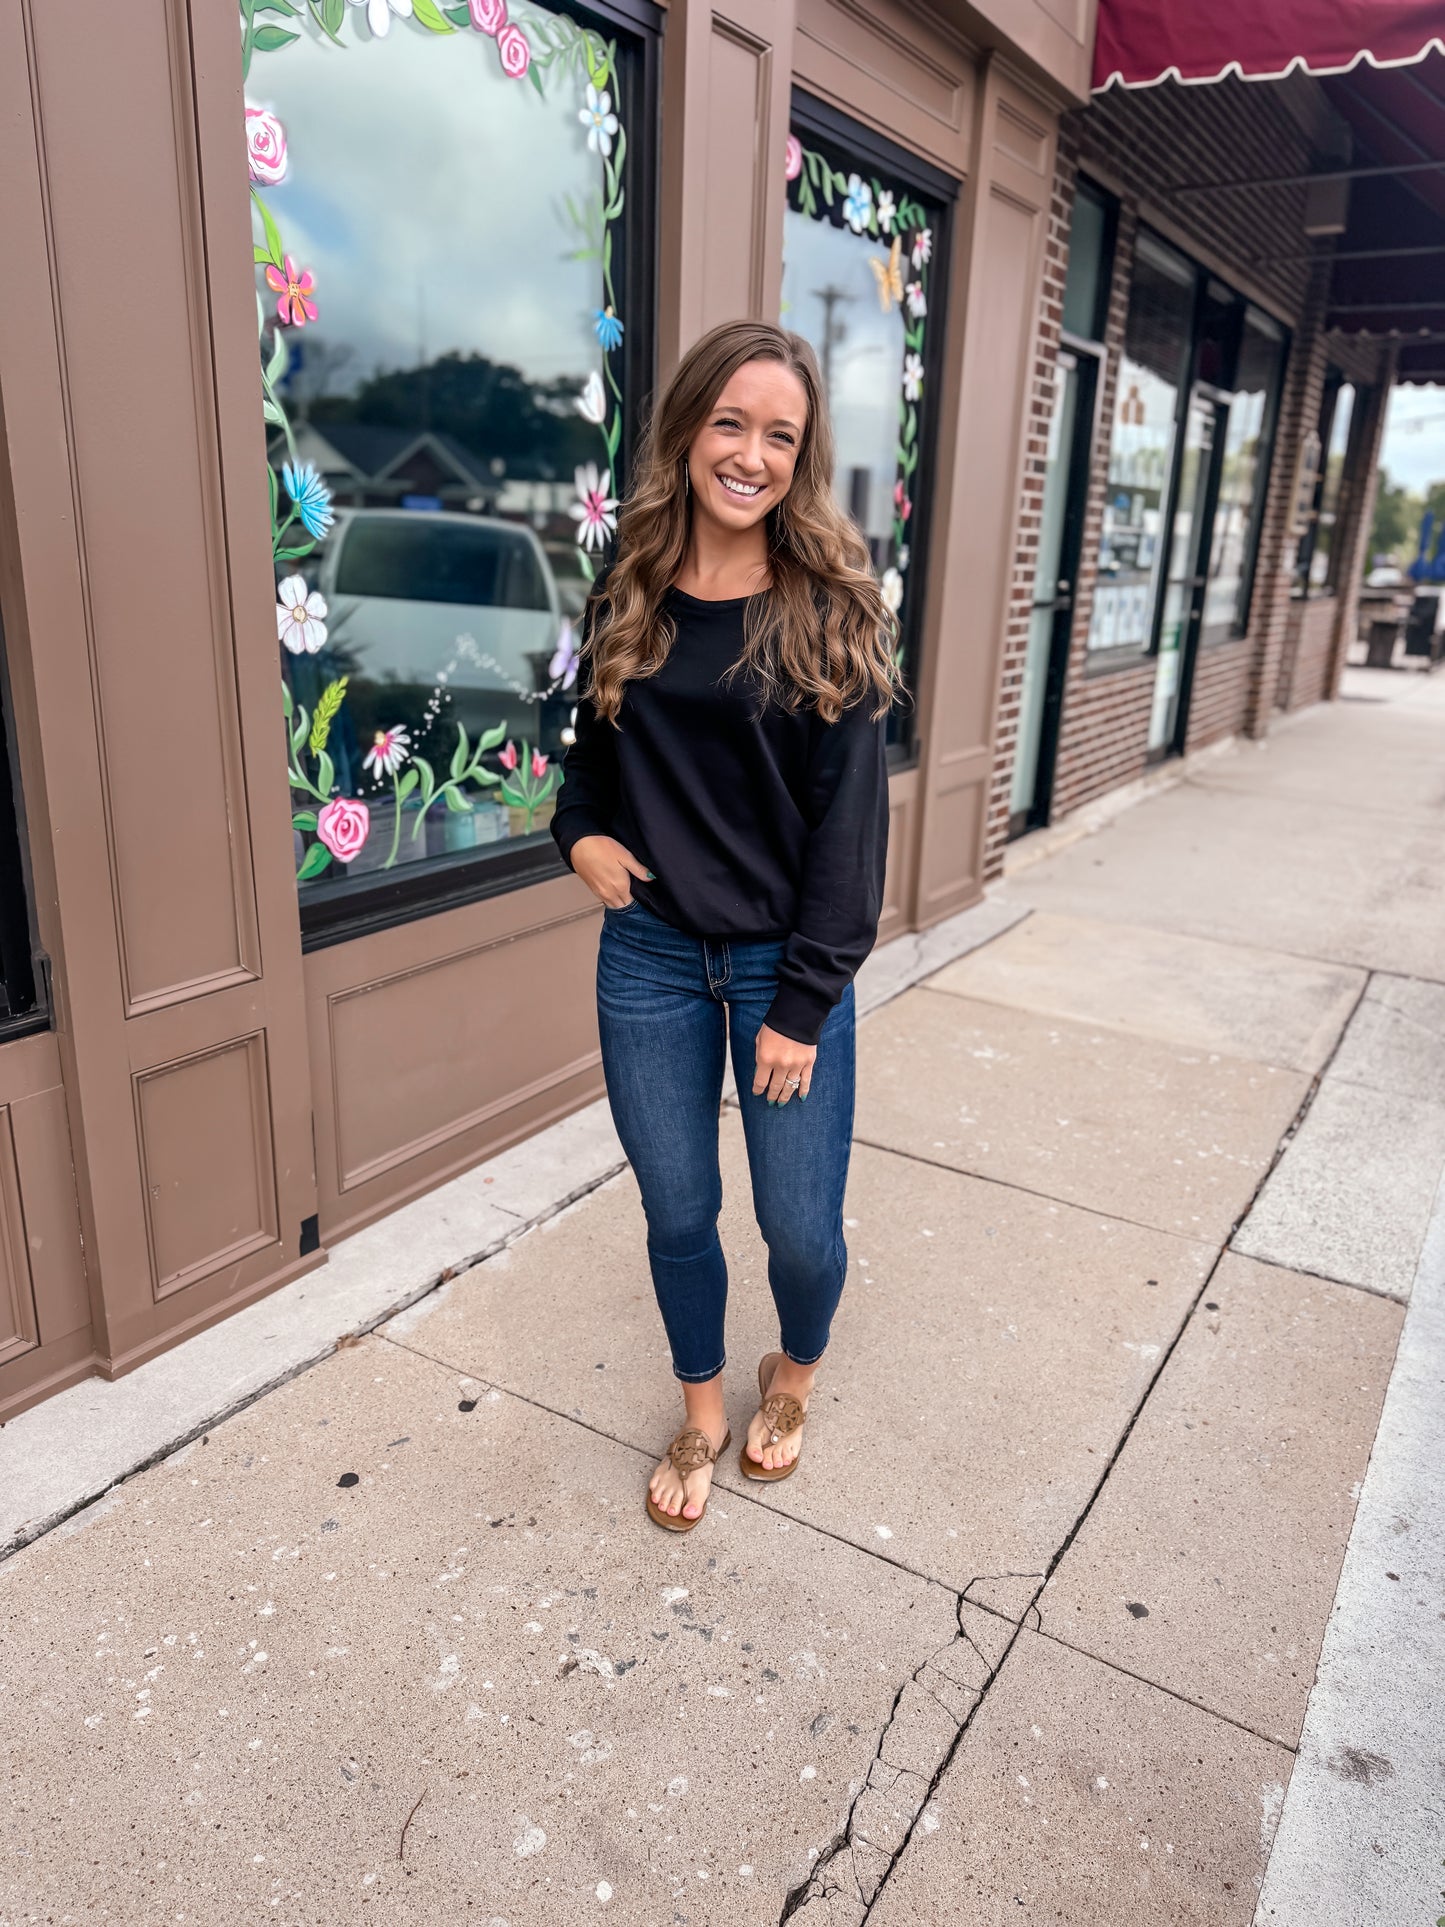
[550,319,899,1533]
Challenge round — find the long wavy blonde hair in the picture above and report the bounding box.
[583,320,902,727]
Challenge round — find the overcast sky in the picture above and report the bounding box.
[1380,382,1445,492]
[249,13,606,392]
[781,208,907,541]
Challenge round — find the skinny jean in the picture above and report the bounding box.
[595,898,856,1382]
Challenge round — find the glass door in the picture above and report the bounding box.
[1148,389,1225,756]
[1011,348,1095,833]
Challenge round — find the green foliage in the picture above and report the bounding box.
[309,677,349,755]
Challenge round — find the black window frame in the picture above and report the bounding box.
[1223,303,1287,641]
[296,0,662,954]
[1294,369,1369,601]
[785,88,958,773]
[0,594,46,1039]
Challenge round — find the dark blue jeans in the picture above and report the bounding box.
[596,899,856,1382]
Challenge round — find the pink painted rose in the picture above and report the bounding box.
[468,0,506,29]
[245,106,287,186]
[785,134,802,182]
[496,21,530,78]
[316,797,370,865]
[498,739,519,771]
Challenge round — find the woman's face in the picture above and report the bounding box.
[685,357,809,535]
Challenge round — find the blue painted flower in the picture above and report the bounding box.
[282,461,334,542]
[841,173,874,235]
[593,306,625,352]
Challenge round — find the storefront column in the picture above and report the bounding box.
[0,0,322,1389]
[910,54,1059,925]
[658,0,797,371]
[1325,349,1397,698]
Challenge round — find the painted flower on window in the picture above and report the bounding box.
[875,189,897,233]
[576,370,607,425]
[266,254,318,327]
[594,307,624,352]
[496,22,531,78]
[345,0,413,38]
[498,740,519,771]
[841,173,873,235]
[905,280,927,318]
[880,567,904,615]
[282,462,334,541]
[363,725,412,779]
[277,574,328,654]
[902,352,924,402]
[531,748,549,780]
[316,796,370,864]
[245,107,288,186]
[894,481,912,522]
[579,84,619,156]
[467,0,506,30]
[911,226,933,267]
[785,135,803,182]
[570,463,618,551]
[550,619,580,690]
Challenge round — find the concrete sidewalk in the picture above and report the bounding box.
[2,668,1442,1925]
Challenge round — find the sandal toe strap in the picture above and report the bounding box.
[667,1427,719,1474]
[759,1392,805,1443]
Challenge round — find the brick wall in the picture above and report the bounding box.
[982,74,1389,880]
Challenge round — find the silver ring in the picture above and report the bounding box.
[784,1076,801,1087]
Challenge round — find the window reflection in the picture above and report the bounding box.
[1203,310,1284,639]
[782,125,944,753]
[1088,234,1194,652]
[249,7,636,888]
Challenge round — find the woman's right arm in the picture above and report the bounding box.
[550,650,621,873]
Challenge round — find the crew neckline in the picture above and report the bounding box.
[667,584,764,611]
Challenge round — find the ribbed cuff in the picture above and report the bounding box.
[551,811,613,872]
[761,980,835,1048]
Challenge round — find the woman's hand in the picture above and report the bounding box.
[571,834,653,909]
[753,1023,816,1106]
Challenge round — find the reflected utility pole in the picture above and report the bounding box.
[811,283,852,397]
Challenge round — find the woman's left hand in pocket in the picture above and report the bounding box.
[753,1024,817,1106]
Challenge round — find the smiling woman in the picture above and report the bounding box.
[242,0,654,926]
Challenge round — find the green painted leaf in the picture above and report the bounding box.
[529,63,547,99]
[255,0,300,13]
[413,754,436,805]
[292,810,318,832]
[296,840,332,881]
[252,22,301,50]
[903,409,917,445]
[444,785,473,813]
[443,2,470,21]
[397,768,420,804]
[292,704,310,755]
[274,540,316,563]
[316,749,335,798]
[281,680,293,722]
[411,0,454,29]
[476,720,508,752]
[450,723,470,781]
[309,677,349,754]
[253,191,285,270]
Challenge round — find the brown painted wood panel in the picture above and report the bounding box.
[795,0,974,174]
[134,1034,278,1299]
[0,1033,92,1419]
[0,1,321,1382]
[27,1,261,1011]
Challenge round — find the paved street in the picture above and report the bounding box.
[3,668,1442,1926]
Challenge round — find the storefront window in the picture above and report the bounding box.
[1087,233,1194,654]
[1300,376,1358,595]
[243,1,652,922]
[782,110,950,755]
[1201,308,1285,642]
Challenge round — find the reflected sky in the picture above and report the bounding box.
[782,207,904,543]
[247,12,605,390]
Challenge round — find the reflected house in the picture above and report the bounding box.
[277,419,502,515]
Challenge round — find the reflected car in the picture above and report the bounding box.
[313,508,570,746]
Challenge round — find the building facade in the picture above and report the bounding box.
[0,0,1095,1418]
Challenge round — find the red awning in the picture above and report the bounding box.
[1094,1,1445,92]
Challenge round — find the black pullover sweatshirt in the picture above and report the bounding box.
[549,585,889,1047]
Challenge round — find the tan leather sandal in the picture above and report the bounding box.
[645,1424,731,1533]
[738,1351,806,1482]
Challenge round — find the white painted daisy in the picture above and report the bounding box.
[276,574,328,655]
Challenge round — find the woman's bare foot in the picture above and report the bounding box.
[648,1378,729,1522]
[744,1351,816,1472]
